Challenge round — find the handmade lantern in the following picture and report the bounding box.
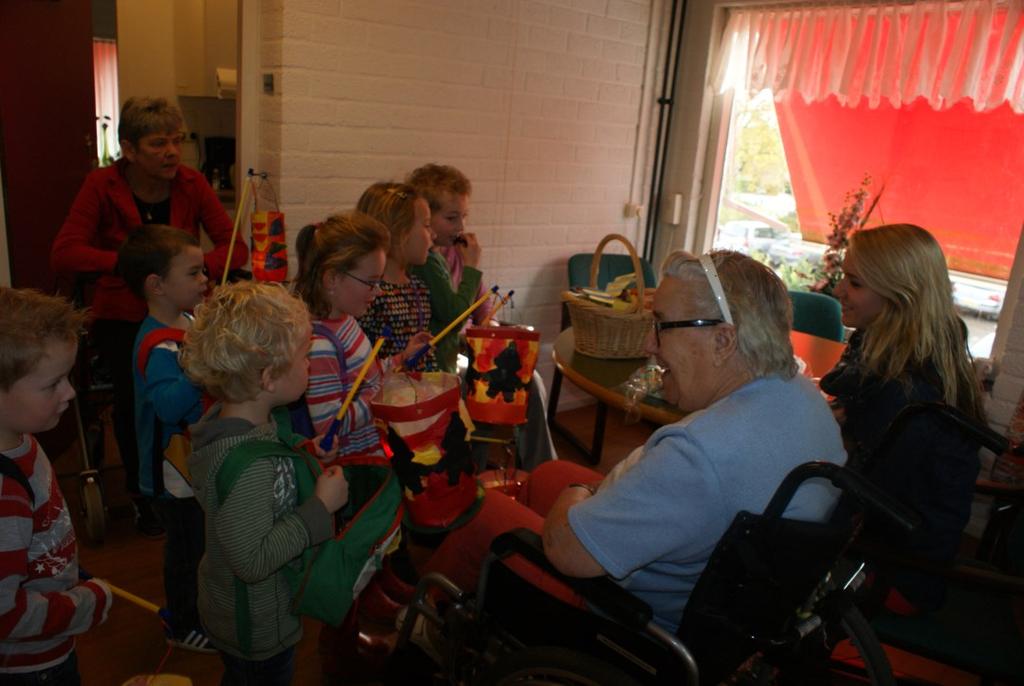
[464,326,540,425]
[250,210,288,282]
[372,372,482,532]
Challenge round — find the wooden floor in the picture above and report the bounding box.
[56,404,981,685]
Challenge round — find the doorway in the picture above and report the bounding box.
[101,0,240,208]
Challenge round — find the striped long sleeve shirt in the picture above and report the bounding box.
[0,436,111,673]
[306,316,386,459]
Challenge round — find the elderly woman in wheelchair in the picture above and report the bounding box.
[381,251,919,684]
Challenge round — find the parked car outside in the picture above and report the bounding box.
[714,220,792,256]
[767,239,828,267]
[951,276,1005,320]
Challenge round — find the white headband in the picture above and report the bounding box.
[699,254,734,325]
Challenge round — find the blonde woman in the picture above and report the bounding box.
[820,223,984,612]
[355,182,437,370]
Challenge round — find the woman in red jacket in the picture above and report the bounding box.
[51,97,248,536]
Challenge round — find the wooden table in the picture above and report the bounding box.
[547,328,846,463]
[790,330,848,380]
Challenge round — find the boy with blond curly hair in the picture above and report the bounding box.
[182,281,348,684]
[0,288,112,685]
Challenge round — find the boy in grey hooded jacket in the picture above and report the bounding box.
[182,282,348,683]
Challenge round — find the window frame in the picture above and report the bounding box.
[659,0,1022,365]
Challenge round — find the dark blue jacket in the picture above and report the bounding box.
[820,331,980,610]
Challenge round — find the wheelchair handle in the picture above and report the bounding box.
[489,528,654,631]
[877,402,1007,458]
[763,462,921,534]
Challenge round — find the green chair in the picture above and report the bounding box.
[567,253,658,292]
[789,290,845,342]
[549,253,657,465]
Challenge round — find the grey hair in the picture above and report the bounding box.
[661,250,796,379]
[118,97,184,146]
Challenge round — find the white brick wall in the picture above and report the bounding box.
[258,0,659,400]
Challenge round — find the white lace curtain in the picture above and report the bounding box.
[714,0,1024,113]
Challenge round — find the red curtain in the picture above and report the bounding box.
[777,94,1024,278]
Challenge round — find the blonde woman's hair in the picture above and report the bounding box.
[293,212,390,318]
[118,97,184,146]
[406,164,472,212]
[356,182,419,265]
[181,282,310,403]
[0,288,88,391]
[661,250,797,379]
[846,224,983,420]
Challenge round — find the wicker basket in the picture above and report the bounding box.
[563,234,652,359]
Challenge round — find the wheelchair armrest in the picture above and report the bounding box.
[490,528,654,631]
[851,539,1024,595]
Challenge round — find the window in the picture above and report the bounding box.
[708,0,1024,357]
[93,38,119,166]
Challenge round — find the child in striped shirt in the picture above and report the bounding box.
[0,288,112,685]
[294,212,430,463]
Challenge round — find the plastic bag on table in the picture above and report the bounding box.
[622,358,664,424]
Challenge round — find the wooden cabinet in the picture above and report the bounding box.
[173,0,237,98]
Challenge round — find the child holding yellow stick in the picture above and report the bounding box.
[409,163,557,470]
[355,182,438,371]
[406,164,488,373]
[294,212,430,463]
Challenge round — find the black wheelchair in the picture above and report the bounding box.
[393,461,919,685]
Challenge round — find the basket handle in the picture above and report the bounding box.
[589,233,645,314]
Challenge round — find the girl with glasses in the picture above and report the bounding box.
[293,212,430,461]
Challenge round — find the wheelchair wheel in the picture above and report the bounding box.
[778,597,894,686]
[478,646,644,686]
[835,602,894,686]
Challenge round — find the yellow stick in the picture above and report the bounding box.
[429,287,499,346]
[335,337,385,421]
[481,290,514,327]
[469,434,512,445]
[220,175,252,287]
[108,583,162,615]
[321,337,386,450]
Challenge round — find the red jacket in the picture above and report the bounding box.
[51,159,248,321]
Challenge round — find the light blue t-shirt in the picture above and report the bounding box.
[569,374,845,631]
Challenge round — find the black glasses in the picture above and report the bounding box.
[653,319,723,345]
[345,272,384,290]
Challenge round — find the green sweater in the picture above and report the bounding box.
[411,250,483,373]
[188,412,333,660]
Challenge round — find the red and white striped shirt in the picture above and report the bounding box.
[0,435,111,673]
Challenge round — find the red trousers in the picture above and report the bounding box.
[422,460,603,606]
